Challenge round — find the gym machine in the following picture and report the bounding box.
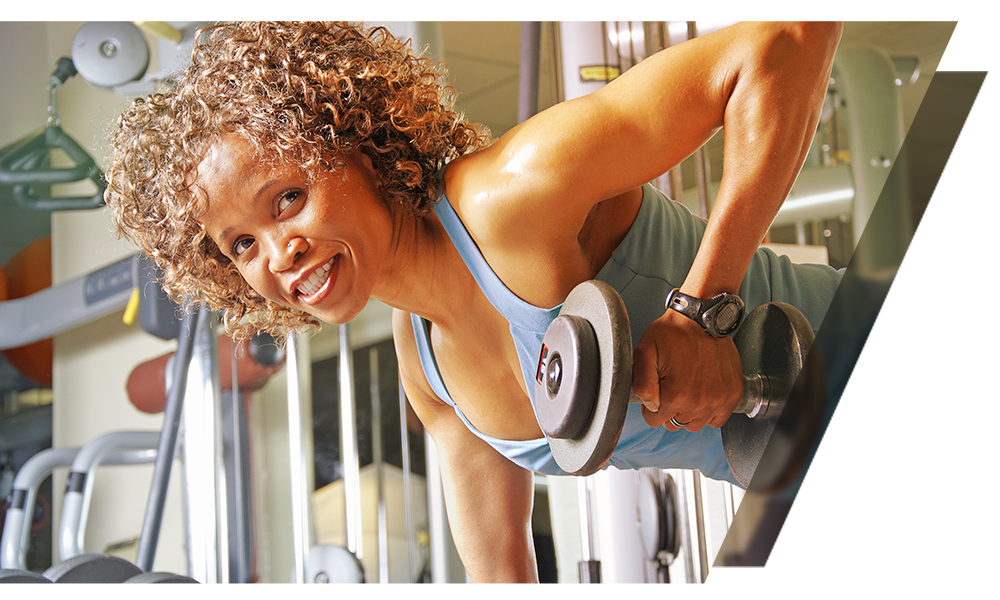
[0,437,201,583]
[2,445,154,570]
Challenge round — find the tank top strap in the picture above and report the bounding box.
[431,190,559,333]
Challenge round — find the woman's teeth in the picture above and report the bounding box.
[298,259,334,297]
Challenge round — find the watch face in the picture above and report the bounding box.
[715,300,742,332]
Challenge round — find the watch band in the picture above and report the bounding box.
[665,289,745,338]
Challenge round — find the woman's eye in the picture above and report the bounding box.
[232,237,254,257]
[278,190,301,213]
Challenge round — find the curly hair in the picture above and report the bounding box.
[106,21,492,339]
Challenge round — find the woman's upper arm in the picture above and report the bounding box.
[451,22,842,231]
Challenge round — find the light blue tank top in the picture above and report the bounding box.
[410,183,842,485]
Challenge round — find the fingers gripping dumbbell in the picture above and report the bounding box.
[534,280,818,487]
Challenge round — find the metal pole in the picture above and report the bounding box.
[518,22,541,124]
[550,22,564,105]
[286,331,316,583]
[370,347,389,583]
[723,482,736,585]
[693,472,709,581]
[339,324,363,559]
[677,471,695,583]
[209,316,231,585]
[178,307,226,583]
[229,346,248,582]
[398,373,416,582]
[425,432,446,582]
[577,476,601,583]
[135,306,198,572]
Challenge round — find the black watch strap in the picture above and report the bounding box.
[665,289,745,338]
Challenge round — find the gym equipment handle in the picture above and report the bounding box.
[626,372,774,421]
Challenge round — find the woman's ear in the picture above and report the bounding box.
[357,149,376,175]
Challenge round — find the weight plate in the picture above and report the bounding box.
[637,473,662,561]
[124,572,199,583]
[535,314,600,439]
[546,280,632,476]
[660,473,679,559]
[71,22,150,89]
[306,544,365,583]
[722,302,815,489]
[0,569,52,583]
[43,553,143,583]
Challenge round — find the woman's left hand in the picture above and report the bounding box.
[632,309,744,432]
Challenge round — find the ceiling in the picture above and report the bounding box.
[438,21,958,139]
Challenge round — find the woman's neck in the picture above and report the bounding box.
[370,207,475,329]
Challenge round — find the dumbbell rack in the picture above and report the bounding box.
[1,553,197,583]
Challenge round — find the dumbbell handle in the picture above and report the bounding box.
[627,373,775,420]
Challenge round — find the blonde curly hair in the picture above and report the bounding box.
[106,21,491,339]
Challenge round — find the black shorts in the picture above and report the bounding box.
[731,288,988,584]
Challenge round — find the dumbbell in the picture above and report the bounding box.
[24,554,199,583]
[534,280,818,488]
[0,568,52,583]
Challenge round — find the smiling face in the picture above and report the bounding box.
[197,134,395,325]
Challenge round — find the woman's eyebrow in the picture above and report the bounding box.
[216,226,236,249]
[210,176,288,253]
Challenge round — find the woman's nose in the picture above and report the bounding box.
[265,233,308,273]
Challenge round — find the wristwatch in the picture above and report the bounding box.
[664,289,745,338]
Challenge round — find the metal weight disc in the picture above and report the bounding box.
[723,302,815,489]
[637,472,664,561]
[43,553,143,583]
[660,473,680,560]
[534,315,600,439]
[0,569,53,583]
[72,22,150,90]
[124,572,200,583]
[546,280,632,476]
[306,544,366,583]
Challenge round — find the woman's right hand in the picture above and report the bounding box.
[632,307,744,432]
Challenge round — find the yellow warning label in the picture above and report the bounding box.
[579,65,621,82]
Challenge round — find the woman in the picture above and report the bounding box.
[106,21,843,581]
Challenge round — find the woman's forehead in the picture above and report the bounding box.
[197,134,261,184]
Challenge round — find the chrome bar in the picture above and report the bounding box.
[228,347,248,582]
[677,471,694,583]
[370,347,389,583]
[425,431,446,582]
[577,477,597,563]
[286,331,316,583]
[2,448,79,569]
[723,483,737,531]
[208,313,230,584]
[693,472,710,581]
[517,22,541,124]
[399,373,416,582]
[59,431,162,561]
[136,307,197,572]
[180,307,225,583]
[339,324,363,559]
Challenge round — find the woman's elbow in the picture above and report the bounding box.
[789,21,844,57]
[750,21,842,78]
